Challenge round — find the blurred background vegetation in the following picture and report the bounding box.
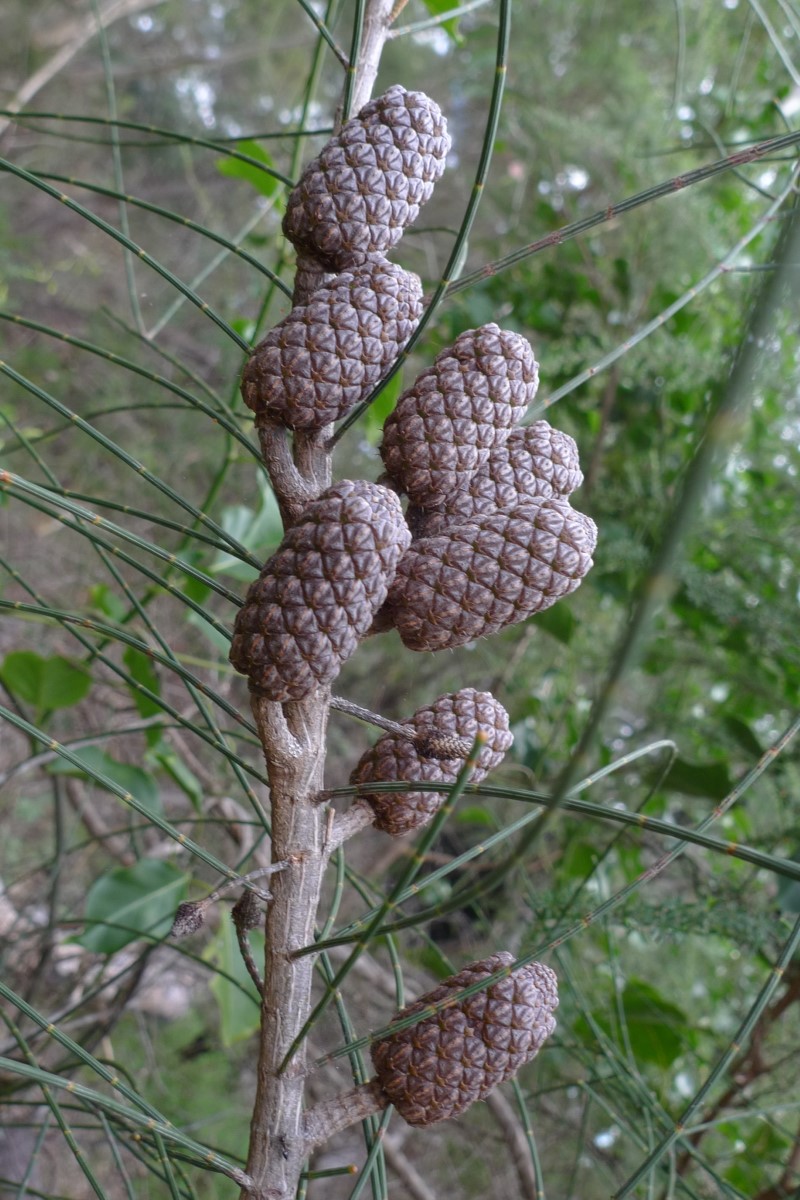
[1,1,799,1197]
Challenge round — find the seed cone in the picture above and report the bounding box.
[350,688,512,836]
[229,481,411,700]
[384,496,597,652]
[371,952,558,1127]
[380,324,539,510]
[241,258,423,432]
[282,84,450,272]
[411,421,584,537]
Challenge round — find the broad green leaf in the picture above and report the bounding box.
[456,805,494,827]
[211,473,282,580]
[49,746,160,815]
[123,646,162,724]
[216,140,279,197]
[575,978,692,1069]
[362,369,404,444]
[618,980,692,1067]
[660,757,734,801]
[777,853,800,913]
[417,943,455,980]
[419,0,464,42]
[187,610,231,654]
[0,650,91,713]
[531,603,575,645]
[89,584,128,623]
[723,715,763,758]
[722,1118,791,1192]
[205,917,263,1046]
[152,744,203,812]
[560,839,598,881]
[76,859,188,954]
[0,650,43,706]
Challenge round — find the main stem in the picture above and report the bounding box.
[242,693,331,1200]
[240,5,395,1196]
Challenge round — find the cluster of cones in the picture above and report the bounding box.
[227,86,577,1128]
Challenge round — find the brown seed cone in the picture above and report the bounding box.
[379,324,539,510]
[371,951,558,1127]
[384,496,597,652]
[350,688,513,836]
[229,481,411,701]
[282,84,450,272]
[240,258,423,432]
[410,421,584,537]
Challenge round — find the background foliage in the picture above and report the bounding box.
[1,1,799,1197]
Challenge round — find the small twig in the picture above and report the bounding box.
[484,1089,539,1200]
[170,864,288,938]
[387,0,489,38]
[0,0,167,141]
[325,801,376,853]
[382,1134,439,1200]
[330,695,417,740]
[329,695,474,758]
[233,891,265,995]
[302,1079,388,1151]
[206,864,288,905]
[64,777,136,866]
[388,0,411,22]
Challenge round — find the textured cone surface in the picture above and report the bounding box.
[282,85,450,271]
[241,258,423,431]
[229,481,411,700]
[380,324,538,509]
[372,952,558,1126]
[412,421,584,536]
[351,689,512,836]
[385,496,597,652]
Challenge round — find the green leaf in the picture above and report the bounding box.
[575,978,692,1069]
[456,805,494,827]
[216,140,279,197]
[530,603,575,645]
[123,646,162,726]
[660,757,734,801]
[210,473,282,580]
[361,369,404,444]
[49,746,160,815]
[0,650,43,706]
[416,943,455,980]
[419,0,464,42]
[76,859,188,954]
[89,584,128,623]
[152,743,203,812]
[187,610,232,654]
[0,650,91,714]
[618,980,692,1067]
[722,715,763,758]
[205,918,263,1046]
[560,839,599,881]
[777,853,800,913]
